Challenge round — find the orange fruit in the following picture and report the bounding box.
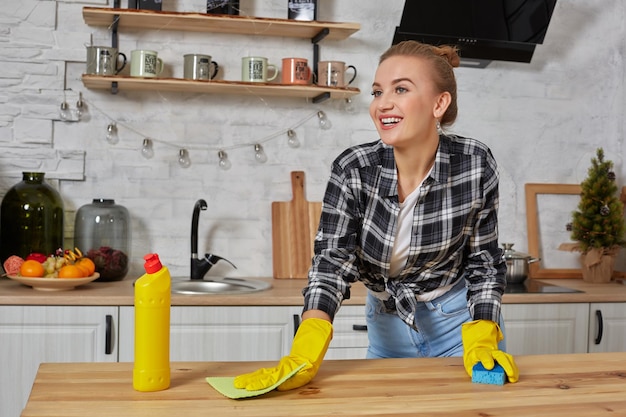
[75,258,96,277]
[76,257,96,276]
[58,264,84,279]
[20,259,45,278]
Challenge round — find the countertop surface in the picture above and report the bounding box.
[2,276,626,306]
[21,352,626,417]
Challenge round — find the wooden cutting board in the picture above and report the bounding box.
[272,171,322,279]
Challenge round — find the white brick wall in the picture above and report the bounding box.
[1,0,625,278]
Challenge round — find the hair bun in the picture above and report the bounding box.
[434,45,461,68]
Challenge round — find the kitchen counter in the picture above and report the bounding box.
[21,352,626,417]
[2,276,626,305]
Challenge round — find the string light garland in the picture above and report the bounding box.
[105,122,119,144]
[59,91,332,170]
[253,144,268,164]
[287,129,300,148]
[59,91,90,122]
[178,148,192,168]
[141,138,155,159]
[218,150,232,170]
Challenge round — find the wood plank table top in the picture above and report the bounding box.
[21,352,626,417]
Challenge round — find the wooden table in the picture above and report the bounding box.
[21,353,626,416]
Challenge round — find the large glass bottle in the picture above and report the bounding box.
[0,172,65,263]
[74,199,131,281]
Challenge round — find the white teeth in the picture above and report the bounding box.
[381,117,401,125]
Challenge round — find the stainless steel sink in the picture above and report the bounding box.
[171,277,272,295]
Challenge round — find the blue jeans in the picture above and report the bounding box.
[365,280,506,358]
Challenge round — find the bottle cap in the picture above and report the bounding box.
[143,253,162,274]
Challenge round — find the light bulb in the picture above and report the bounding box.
[317,110,332,130]
[75,93,89,122]
[106,123,119,144]
[141,138,154,159]
[343,97,356,114]
[59,101,71,121]
[218,150,232,170]
[254,144,268,163]
[287,129,300,148]
[178,148,191,168]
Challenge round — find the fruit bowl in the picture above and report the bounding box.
[6,273,100,291]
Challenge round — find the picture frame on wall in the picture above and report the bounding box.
[525,183,584,279]
[525,183,626,279]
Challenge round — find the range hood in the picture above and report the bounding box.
[392,0,558,68]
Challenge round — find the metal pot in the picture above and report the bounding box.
[502,243,540,284]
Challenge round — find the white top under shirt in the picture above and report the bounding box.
[386,168,457,302]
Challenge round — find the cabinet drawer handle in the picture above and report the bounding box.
[293,314,301,338]
[105,314,113,355]
[594,310,604,345]
[352,324,368,332]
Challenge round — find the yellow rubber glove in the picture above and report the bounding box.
[234,318,333,391]
[462,319,519,383]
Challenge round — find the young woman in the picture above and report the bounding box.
[235,40,519,391]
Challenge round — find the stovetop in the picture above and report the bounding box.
[504,280,583,294]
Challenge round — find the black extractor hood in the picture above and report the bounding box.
[392,0,558,68]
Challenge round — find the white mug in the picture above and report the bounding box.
[241,56,278,83]
[130,50,164,77]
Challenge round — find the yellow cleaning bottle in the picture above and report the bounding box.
[133,253,171,392]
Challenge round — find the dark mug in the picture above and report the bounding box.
[86,46,127,75]
[317,60,357,87]
[183,54,219,80]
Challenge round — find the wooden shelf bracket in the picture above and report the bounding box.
[312,27,331,103]
[110,0,121,94]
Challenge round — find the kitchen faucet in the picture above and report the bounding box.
[190,199,235,280]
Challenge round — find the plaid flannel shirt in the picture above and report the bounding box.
[302,134,506,329]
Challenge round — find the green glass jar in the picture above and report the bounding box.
[0,172,65,263]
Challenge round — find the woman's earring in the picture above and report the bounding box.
[436,120,443,134]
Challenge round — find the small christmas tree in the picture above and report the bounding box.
[565,148,626,283]
[569,148,626,252]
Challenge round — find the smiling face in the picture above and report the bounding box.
[369,55,450,150]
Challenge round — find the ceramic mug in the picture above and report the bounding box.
[281,57,312,85]
[241,56,278,82]
[130,49,164,77]
[86,46,127,75]
[183,54,219,80]
[317,60,357,87]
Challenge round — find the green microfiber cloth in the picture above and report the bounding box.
[206,363,306,399]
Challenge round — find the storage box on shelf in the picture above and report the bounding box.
[81,7,361,102]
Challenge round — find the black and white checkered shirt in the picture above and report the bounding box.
[303,134,506,329]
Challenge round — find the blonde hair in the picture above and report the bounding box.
[379,40,460,126]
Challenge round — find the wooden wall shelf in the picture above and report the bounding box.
[82,7,360,40]
[82,7,361,100]
[81,74,359,101]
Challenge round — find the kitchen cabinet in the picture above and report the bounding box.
[118,306,301,362]
[0,306,118,417]
[81,8,361,101]
[501,303,590,355]
[325,303,595,358]
[587,302,626,352]
[326,305,369,359]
